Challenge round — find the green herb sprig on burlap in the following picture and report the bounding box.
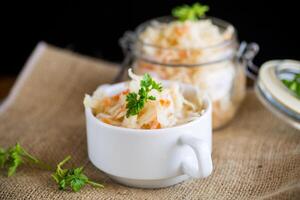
[0,143,52,176]
[172,2,209,22]
[126,74,162,117]
[52,156,104,192]
[0,143,104,192]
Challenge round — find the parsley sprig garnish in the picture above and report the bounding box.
[126,74,162,117]
[52,156,104,192]
[282,73,300,98]
[0,143,52,176]
[172,2,209,22]
[0,144,104,192]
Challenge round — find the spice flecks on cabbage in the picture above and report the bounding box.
[84,69,205,129]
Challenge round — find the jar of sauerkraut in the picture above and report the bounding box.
[117,16,259,130]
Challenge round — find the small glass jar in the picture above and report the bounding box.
[118,16,259,130]
[255,60,300,130]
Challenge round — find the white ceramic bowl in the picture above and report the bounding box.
[85,82,213,188]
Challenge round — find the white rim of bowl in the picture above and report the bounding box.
[85,82,212,134]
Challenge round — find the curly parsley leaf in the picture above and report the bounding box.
[172,2,209,22]
[0,148,7,168]
[0,143,52,177]
[282,73,300,99]
[7,145,23,177]
[1,145,104,192]
[52,156,104,192]
[126,74,162,117]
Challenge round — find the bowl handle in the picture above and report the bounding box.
[180,134,213,178]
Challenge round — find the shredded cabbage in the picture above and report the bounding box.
[135,18,245,129]
[84,69,205,129]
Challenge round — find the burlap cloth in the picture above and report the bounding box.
[0,42,299,200]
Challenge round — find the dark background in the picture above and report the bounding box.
[1,0,299,75]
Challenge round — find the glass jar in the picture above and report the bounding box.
[255,60,300,130]
[117,16,259,130]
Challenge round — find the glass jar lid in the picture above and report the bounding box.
[255,60,300,130]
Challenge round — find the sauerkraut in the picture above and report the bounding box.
[84,69,206,129]
[138,19,234,64]
[133,18,246,129]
